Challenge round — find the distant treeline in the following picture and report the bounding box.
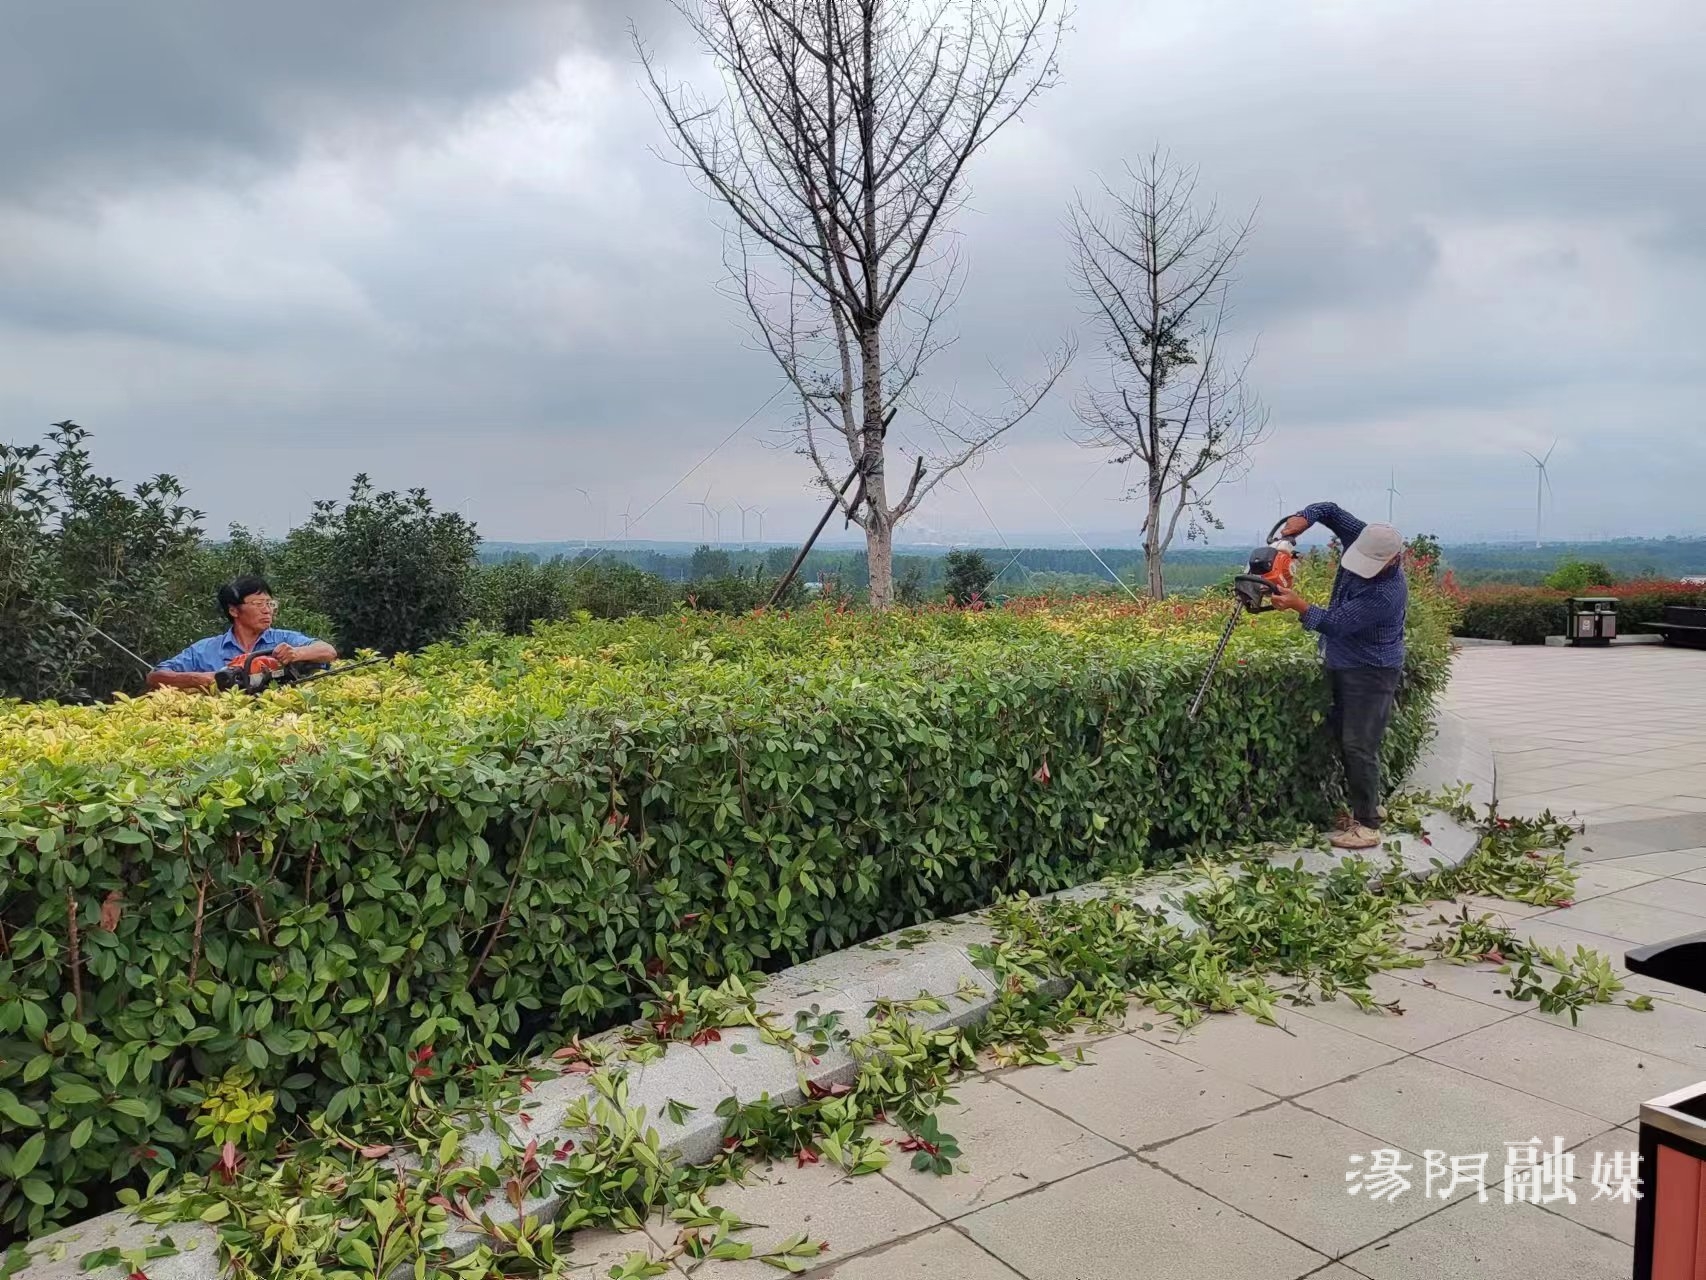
[481,543,1249,595]
[483,538,1706,590]
[1435,539,1706,585]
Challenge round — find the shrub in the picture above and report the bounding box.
[0,580,1451,1237]
[284,476,479,654]
[0,423,205,703]
[1543,558,1618,592]
[1453,580,1705,644]
[945,550,995,606]
[472,556,573,635]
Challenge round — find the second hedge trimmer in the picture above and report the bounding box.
[1185,519,1301,721]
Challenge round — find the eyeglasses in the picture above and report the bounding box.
[240,597,277,610]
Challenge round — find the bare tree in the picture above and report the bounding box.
[1067,151,1268,598]
[638,0,1071,607]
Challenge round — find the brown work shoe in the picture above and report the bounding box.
[1328,824,1383,850]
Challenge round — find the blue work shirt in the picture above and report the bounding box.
[1296,502,1408,670]
[155,628,319,674]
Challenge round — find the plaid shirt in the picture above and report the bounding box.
[1296,502,1408,670]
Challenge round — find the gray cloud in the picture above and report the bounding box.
[0,0,1701,547]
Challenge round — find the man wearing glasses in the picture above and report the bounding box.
[146,576,337,692]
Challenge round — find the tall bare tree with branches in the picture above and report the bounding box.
[1067,152,1268,599]
[639,0,1071,608]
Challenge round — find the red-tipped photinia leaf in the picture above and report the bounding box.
[1032,759,1051,786]
[214,1141,243,1183]
[358,1144,394,1160]
[796,1146,820,1167]
[690,1027,722,1047]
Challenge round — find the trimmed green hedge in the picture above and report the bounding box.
[1453,581,1705,645]
[0,583,1450,1237]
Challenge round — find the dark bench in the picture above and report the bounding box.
[1644,604,1706,649]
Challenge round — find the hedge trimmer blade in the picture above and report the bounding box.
[1187,602,1244,721]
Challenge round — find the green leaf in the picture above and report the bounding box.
[52,1082,100,1105]
[19,1177,52,1206]
[12,1131,45,1178]
[243,1038,268,1070]
[69,1117,93,1150]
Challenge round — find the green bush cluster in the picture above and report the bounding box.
[1453,580,1704,644]
[0,579,1451,1238]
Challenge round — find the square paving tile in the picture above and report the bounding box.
[814,1227,1024,1278]
[1383,957,1524,1010]
[1340,1191,1629,1278]
[562,1228,672,1278]
[1131,1009,1402,1097]
[1607,848,1706,877]
[1569,861,1663,901]
[1295,1056,1606,1162]
[959,1157,1328,1280]
[1616,876,1706,919]
[1509,917,1633,966]
[1514,1128,1640,1247]
[1532,893,1706,944]
[1528,993,1706,1070]
[999,1033,1274,1150]
[1148,1103,1438,1258]
[1420,1015,1704,1124]
[649,1160,940,1277]
[874,1077,1121,1219]
[1285,971,1514,1053]
[1446,891,1552,920]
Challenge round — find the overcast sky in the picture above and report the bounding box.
[2,0,1701,549]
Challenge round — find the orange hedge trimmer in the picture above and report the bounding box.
[1186,519,1300,721]
[213,647,384,694]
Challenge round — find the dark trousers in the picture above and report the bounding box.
[1329,667,1402,827]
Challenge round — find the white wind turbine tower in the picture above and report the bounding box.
[1523,442,1557,548]
[735,502,752,544]
[688,487,714,544]
[1386,470,1401,524]
[750,506,766,543]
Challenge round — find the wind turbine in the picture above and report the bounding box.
[575,488,594,548]
[735,502,752,544]
[1386,470,1401,524]
[750,506,767,543]
[688,487,714,544]
[1522,442,1557,548]
[618,502,635,540]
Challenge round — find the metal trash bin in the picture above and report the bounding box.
[1566,596,1618,647]
[1628,931,1706,1277]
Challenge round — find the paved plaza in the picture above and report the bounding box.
[555,644,1706,1279]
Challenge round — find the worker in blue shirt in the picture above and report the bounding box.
[147,576,336,692]
[1269,503,1408,850]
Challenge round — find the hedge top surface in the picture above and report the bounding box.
[1,596,1317,784]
